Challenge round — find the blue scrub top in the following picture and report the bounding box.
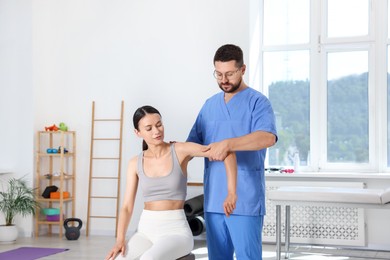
[187,87,277,216]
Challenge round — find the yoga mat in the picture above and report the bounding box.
[184,194,204,217]
[0,247,68,260]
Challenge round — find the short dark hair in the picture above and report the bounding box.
[213,44,244,68]
[133,105,161,150]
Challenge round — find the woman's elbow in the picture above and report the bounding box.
[264,134,277,148]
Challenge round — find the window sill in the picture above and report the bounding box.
[265,172,390,180]
[188,172,390,186]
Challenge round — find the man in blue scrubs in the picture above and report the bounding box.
[187,44,278,260]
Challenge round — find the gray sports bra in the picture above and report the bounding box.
[137,143,187,202]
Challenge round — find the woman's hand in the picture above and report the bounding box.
[105,240,126,260]
[223,192,237,217]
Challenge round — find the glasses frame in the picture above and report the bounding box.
[213,68,241,80]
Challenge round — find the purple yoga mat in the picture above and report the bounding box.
[0,247,68,260]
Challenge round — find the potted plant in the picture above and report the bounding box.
[0,176,40,243]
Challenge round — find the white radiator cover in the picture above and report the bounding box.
[263,181,366,246]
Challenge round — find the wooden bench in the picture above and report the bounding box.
[268,186,390,260]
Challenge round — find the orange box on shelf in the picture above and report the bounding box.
[50,191,70,199]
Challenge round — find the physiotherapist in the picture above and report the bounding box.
[187,44,278,260]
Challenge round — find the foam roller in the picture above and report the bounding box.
[184,194,204,217]
[188,215,206,236]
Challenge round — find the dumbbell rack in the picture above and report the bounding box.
[34,130,76,237]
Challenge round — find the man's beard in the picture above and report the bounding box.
[218,78,241,93]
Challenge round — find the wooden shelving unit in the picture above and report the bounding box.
[34,131,76,237]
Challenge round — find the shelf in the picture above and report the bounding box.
[37,197,74,203]
[38,130,76,134]
[39,175,74,180]
[37,153,75,157]
[35,130,76,238]
[36,220,65,225]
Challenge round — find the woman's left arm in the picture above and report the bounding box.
[222,152,237,217]
[177,142,237,216]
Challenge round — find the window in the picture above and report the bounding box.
[327,51,369,163]
[327,0,368,38]
[387,3,390,167]
[266,51,310,166]
[388,51,390,166]
[257,0,388,172]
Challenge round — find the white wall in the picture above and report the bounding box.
[1,0,249,236]
[0,0,34,235]
[2,0,389,251]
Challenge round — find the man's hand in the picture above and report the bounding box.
[205,140,230,161]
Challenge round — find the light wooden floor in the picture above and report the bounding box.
[0,235,390,259]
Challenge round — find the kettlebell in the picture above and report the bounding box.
[64,218,82,240]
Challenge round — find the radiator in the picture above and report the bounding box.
[263,181,366,246]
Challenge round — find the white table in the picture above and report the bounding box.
[268,186,390,260]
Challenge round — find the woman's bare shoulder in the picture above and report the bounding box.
[172,141,185,148]
[129,155,138,163]
[127,155,139,172]
[170,142,187,155]
[172,141,195,152]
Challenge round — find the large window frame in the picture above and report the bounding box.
[250,0,389,173]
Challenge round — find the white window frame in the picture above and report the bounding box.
[250,0,390,173]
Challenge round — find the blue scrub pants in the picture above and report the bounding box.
[204,212,264,260]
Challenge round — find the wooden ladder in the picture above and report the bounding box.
[86,101,124,236]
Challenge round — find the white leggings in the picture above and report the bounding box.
[115,209,193,260]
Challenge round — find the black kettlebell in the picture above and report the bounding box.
[64,218,82,240]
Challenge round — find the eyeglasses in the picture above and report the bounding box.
[213,69,240,80]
